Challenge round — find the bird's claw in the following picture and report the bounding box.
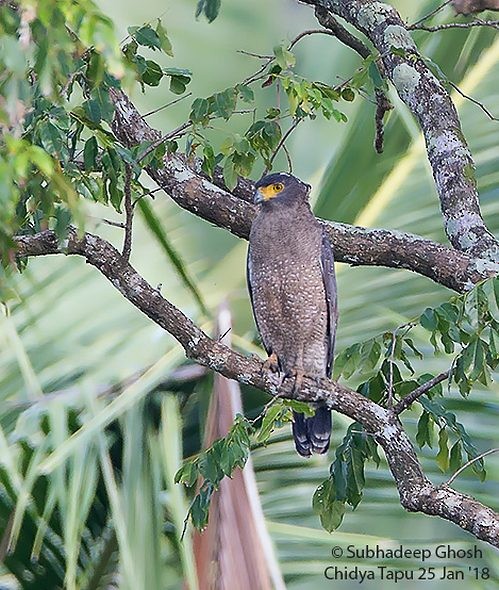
[285,368,305,393]
[262,351,280,373]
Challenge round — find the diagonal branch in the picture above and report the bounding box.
[409,19,499,31]
[300,0,499,262]
[13,228,499,548]
[108,88,495,293]
[393,370,451,414]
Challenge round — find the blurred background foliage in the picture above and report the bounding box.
[0,0,498,588]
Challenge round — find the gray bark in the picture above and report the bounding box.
[301,0,499,262]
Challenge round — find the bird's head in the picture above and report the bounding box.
[254,172,311,206]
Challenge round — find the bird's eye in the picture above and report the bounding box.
[273,183,284,192]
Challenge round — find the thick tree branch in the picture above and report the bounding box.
[108,88,495,293]
[300,0,499,262]
[13,228,499,548]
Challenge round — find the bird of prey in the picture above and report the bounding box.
[247,172,338,456]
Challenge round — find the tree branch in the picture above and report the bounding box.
[108,88,495,293]
[122,164,133,261]
[300,0,499,262]
[409,19,499,31]
[393,370,451,414]
[13,228,499,548]
[312,6,394,152]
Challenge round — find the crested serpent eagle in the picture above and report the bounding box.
[247,172,338,456]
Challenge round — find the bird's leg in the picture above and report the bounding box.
[285,368,305,394]
[262,351,280,373]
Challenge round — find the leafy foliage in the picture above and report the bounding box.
[195,0,222,23]
[175,415,254,529]
[175,279,497,533]
[0,0,498,587]
[313,422,380,532]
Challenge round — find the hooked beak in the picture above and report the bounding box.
[253,189,264,204]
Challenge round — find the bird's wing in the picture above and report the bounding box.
[246,247,272,356]
[320,231,338,377]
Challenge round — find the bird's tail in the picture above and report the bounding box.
[292,406,332,457]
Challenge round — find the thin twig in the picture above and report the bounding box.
[140,108,257,164]
[409,0,453,28]
[374,88,393,153]
[101,218,126,229]
[409,19,499,31]
[60,69,81,98]
[445,448,499,486]
[138,121,193,163]
[237,49,273,60]
[282,143,293,173]
[143,93,193,118]
[313,6,393,152]
[242,59,274,86]
[393,370,451,415]
[122,164,133,261]
[119,8,169,46]
[288,28,339,50]
[387,332,397,408]
[313,6,370,59]
[132,186,163,208]
[448,81,499,121]
[265,119,300,173]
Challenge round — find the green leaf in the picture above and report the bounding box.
[312,478,346,532]
[345,440,365,508]
[470,338,486,381]
[257,402,286,444]
[282,399,314,416]
[273,45,296,70]
[141,60,164,87]
[237,84,254,103]
[436,428,449,472]
[196,0,222,23]
[83,99,102,125]
[156,20,173,56]
[416,411,433,449]
[190,98,210,124]
[341,87,355,102]
[132,25,162,50]
[265,107,281,119]
[449,440,462,472]
[38,121,65,157]
[28,146,54,177]
[91,89,115,124]
[190,484,213,530]
[83,137,98,170]
[165,68,192,95]
[222,156,238,190]
[54,207,72,242]
[1,36,26,75]
[405,338,423,360]
[213,88,237,120]
[368,62,385,90]
[420,308,437,332]
[201,143,216,177]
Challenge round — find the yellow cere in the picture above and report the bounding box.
[258,182,285,200]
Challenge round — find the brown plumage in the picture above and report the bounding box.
[247,172,338,456]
